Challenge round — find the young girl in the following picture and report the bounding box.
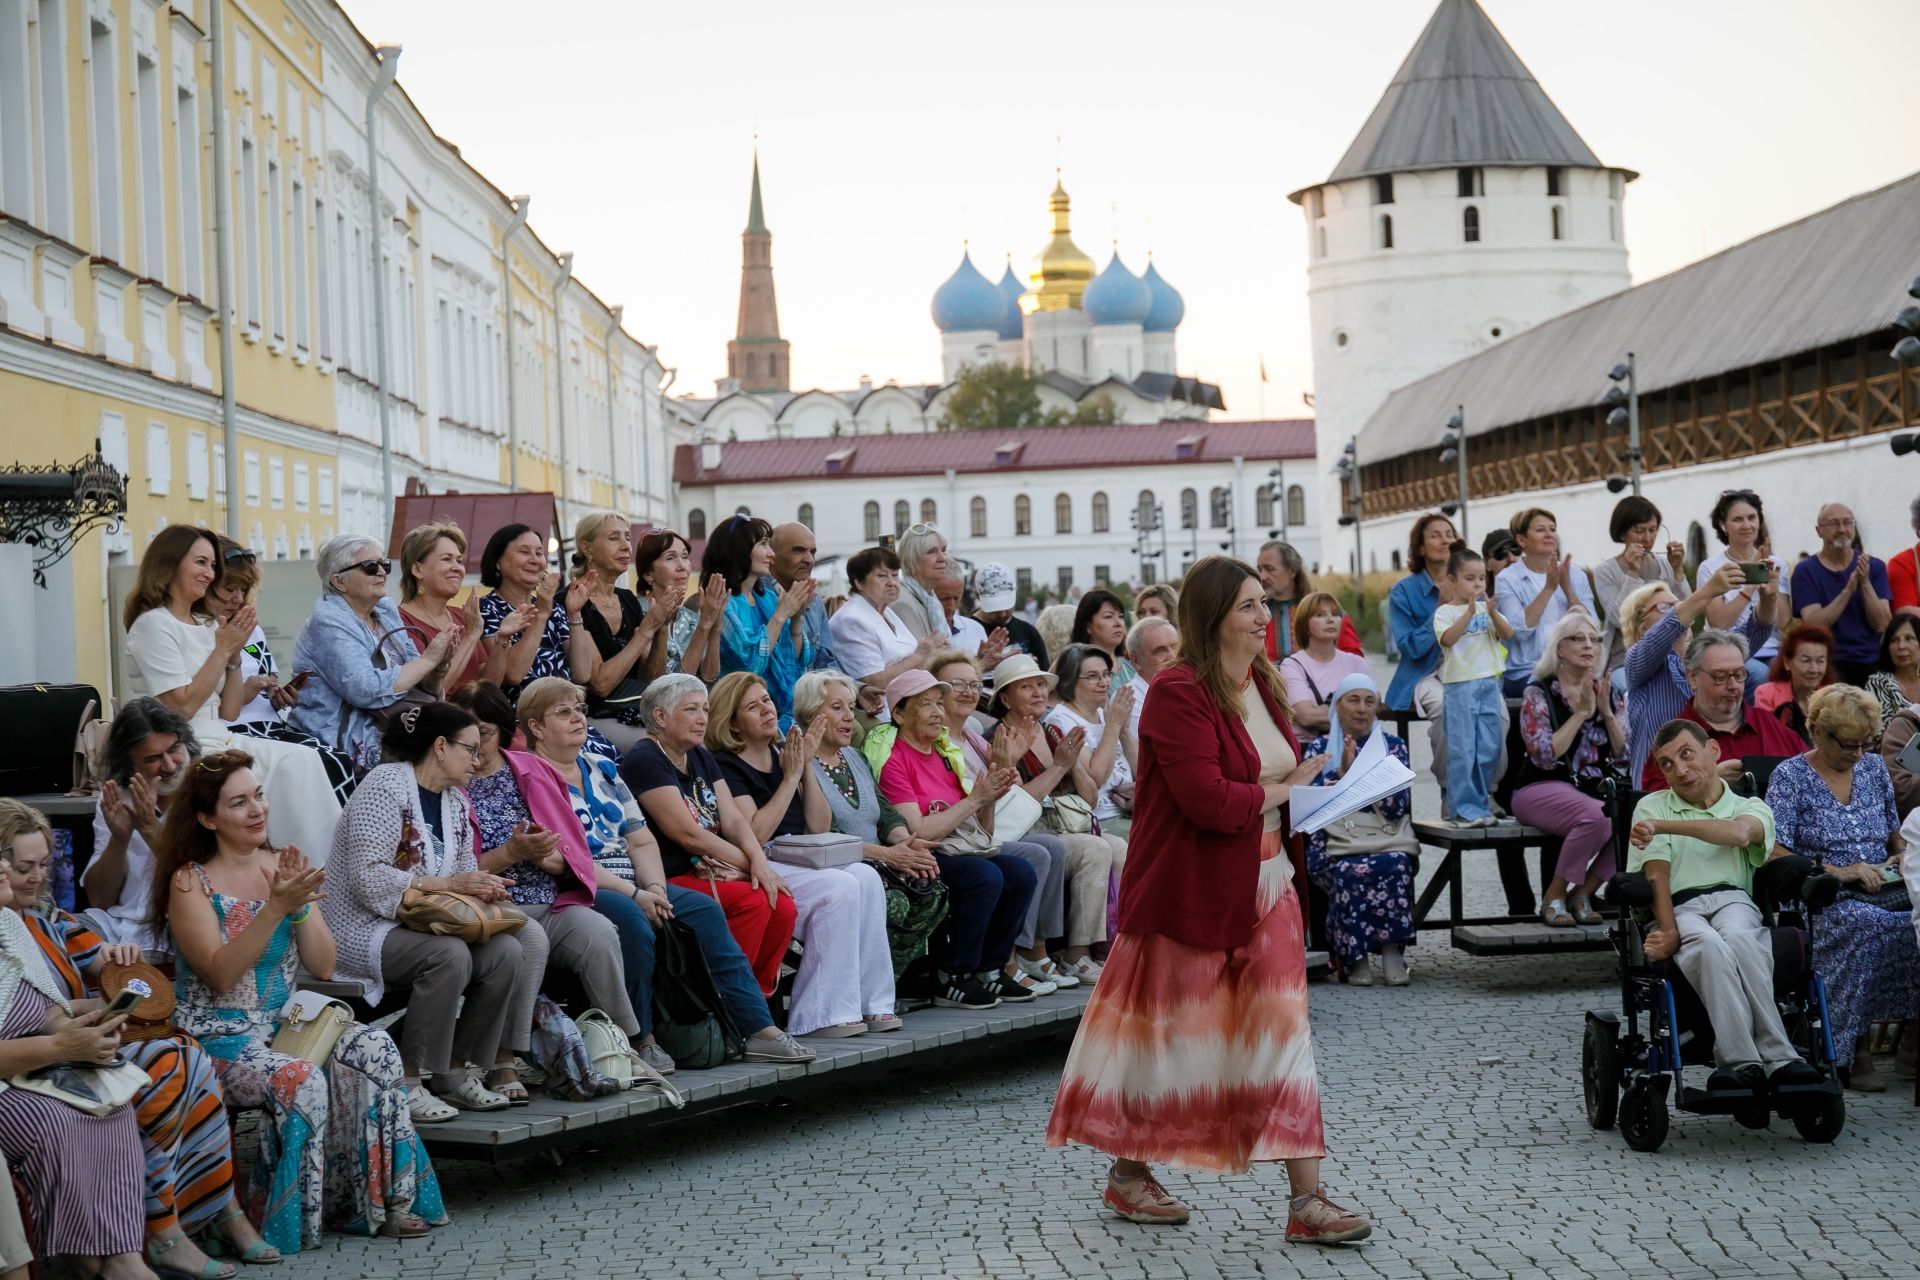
[1433,545,1513,826]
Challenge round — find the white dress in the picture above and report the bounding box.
[124,609,342,862]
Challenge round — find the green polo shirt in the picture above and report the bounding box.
[1627,784,1776,896]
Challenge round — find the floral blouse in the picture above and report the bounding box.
[466,766,558,906]
[1765,753,1899,869]
[1520,677,1625,788]
[478,593,575,699]
[636,599,702,676]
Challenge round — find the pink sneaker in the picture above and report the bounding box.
[1103,1171,1191,1225]
[1285,1186,1371,1244]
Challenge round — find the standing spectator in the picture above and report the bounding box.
[1866,611,1920,735]
[396,522,487,695]
[1071,589,1137,689]
[570,512,653,753]
[933,576,991,661]
[891,525,953,643]
[970,563,1048,666]
[84,699,196,952]
[1433,546,1513,826]
[1885,494,1920,613]
[632,528,726,683]
[1480,528,1520,581]
[1123,616,1179,743]
[1752,625,1835,746]
[1494,508,1597,698]
[1593,495,1685,679]
[1698,491,1791,690]
[1256,540,1360,663]
[1509,614,1624,928]
[1791,503,1891,686]
[1279,591,1369,737]
[1385,513,1457,789]
[1133,584,1178,622]
[769,522,839,673]
[707,515,812,731]
[1637,628,1804,791]
[829,546,935,698]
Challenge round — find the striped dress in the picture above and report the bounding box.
[24,909,237,1241]
[1046,692,1326,1173]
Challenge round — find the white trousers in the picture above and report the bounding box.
[1672,889,1797,1069]
[780,862,897,1035]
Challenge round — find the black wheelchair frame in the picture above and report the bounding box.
[1580,775,1845,1152]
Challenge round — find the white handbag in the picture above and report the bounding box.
[766,832,863,870]
[576,1009,683,1108]
[8,1057,147,1117]
[993,787,1044,842]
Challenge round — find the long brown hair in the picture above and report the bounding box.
[1175,556,1287,718]
[147,749,260,928]
[124,524,222,630]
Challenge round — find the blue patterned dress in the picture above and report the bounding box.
[478,593,620,761]
[1765,753,1916,1066]
[171,865,447,1253]
[1301,733,1417,973]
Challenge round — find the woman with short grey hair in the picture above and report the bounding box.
[891,524,952,644]
[288,533,459,771]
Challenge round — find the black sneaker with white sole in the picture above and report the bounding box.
[933,971,1001,1009]
[986,970,1039,1003]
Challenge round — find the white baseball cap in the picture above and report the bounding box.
[973,562,1017,613]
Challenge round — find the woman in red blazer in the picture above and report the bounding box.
[1046,556,1372,1245]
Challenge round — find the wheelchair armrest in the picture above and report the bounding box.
[1607,871,1654,909]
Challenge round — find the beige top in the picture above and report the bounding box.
[1239,689,1297,832]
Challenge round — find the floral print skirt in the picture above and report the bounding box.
[1813,894,1919,1066]
[1306,849,1417,973]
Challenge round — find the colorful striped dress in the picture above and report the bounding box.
[1047,690,1326,1173]
[23,908,237,1241]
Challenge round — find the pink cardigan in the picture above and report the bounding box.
[501,750,601,911]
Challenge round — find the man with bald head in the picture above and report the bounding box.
[1123,615,1178,743]
[769,522,838,673]
[1790,503,1890,686]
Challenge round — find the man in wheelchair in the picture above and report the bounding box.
[1629,719,1823,1092]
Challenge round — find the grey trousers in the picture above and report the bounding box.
[1673,890,1798,1069]
[590,717,649,754]
[1000,834,1067,949]
[381,928,523,1076]
[521,901,641,1038]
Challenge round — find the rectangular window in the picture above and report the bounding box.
[145,422,171,495]
[1056,567,1073,599]
[36,0,72,238]
[135,49,164,278]
[1372,174,1393,205]
[1,0,33,217]
[243,450,260,504]
[174,85,203,297]
[1016,568,1032,602]
[317,465,333,513]
[1093,564,1110,587]
[240,137,260,330]
[266,159,284,341]
[292,460,309,511]
[437,298,452,412]
[1456,166,1482,198]
[1546,166,1564,197]
[313,197,331,359]
[186,431,208,500]
[232,28,251,99]
[268,457,284,508]
[290,178,308,350]
[88,12,122,260]
[212,441,226,499]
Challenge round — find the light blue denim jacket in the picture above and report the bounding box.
[286,594,421,767]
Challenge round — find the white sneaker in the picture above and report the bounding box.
[1382,947,1410,986]
[1020,954,1079,989]
[1346,959,1376,987]
[1064,955,1105,986]
[406,1083,459,1124]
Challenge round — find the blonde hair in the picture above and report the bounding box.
[1534,611,1605,681]
[399,521,468,602]
[1618,581,1674,648]
[517,676,587,751]
[704,672,768,754]
[571,511,627,581]
[1806,683,1878,744]
[924,649,975,679]
[1036,604,1077,662]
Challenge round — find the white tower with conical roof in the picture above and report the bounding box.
[1291,0,1633,559]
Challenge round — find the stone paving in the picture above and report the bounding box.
[278,663,1920,1280]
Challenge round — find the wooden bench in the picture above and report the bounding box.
[1410,820,1611,956]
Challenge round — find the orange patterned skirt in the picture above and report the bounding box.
[1046,829,1326,1173]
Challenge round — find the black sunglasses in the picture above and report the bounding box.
[351,559,392,577]
[224,547,257,565]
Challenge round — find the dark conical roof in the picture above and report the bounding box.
[1300,0,1624,198]
[746,152,767,234]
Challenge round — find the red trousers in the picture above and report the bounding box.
[669,875,798,996]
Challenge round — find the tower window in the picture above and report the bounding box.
[863,501,880,540]
[1456,167,1482,198]
[1308,188,1324,219]
[1378,214,1394,250]
[1463,206,1480,243]
[1546,166,1564,197]
[1609,172,1624,200]
[1372,174,1394,205]
[1315,225,1327,259]
[1608,205,1618,242]
[1551,205,1565,240]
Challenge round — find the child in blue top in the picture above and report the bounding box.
[1433,545,1514,825]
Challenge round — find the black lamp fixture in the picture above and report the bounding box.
[1893,283,1920,456]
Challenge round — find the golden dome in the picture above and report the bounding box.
[1026,176,1094,313]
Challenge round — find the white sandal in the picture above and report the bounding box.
[437,1074,512,1112]
[405,1083,459,1124]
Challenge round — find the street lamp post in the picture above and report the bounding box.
[500,195,530,490]
[1603,354,1641,496]
[1438,406,1468,542]
[365,45,402,522]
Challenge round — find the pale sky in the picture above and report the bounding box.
[347,0,1920,421]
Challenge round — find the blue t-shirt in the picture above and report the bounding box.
[1790,553,1890,665]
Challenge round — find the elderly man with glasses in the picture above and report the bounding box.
[1639,628,1804,791]
[1792,503,1891,687]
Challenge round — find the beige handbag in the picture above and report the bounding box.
[396,889,527,944]
[269,990,354,1065]
[1043,793,1096,836]
[1321,807,1416,859]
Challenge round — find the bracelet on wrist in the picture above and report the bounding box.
[288,904,312,924]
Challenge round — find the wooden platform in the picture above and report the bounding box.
[421,986,1093,1162]
[1452,920,1614,955]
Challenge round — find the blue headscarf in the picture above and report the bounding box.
[1321,671,1379,782]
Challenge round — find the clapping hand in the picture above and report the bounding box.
[1108,683,1136,725]
[215,604,258,659]
[976,765,1018,803]
[101,775,160,845]
[265,846,326,917]
[977,627,1011,671]
[494,601,541,641]
[698,573,728,622]
[422,623,460,665]
[780,719,827,777]
[504,820,561,867]
[564,571,598,618]
[1340,734,1358,775]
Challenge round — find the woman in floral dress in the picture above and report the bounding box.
[159,750,447,1253]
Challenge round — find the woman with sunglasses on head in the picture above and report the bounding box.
[891,524,954,644]
[286,534,461,775]
[396,521,487,696]
[207,535,357,807]
[706,515,813,731]
[1697,490,1791,692]
[125,525,341,856]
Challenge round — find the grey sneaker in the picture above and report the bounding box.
[637,1041,677,1076]
[742,1029,817,1064]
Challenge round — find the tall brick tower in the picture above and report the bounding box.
[726,153,790,392]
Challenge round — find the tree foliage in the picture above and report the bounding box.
[937,362,1118,431]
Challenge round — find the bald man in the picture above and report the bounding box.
[1791,503,1889,686]
[769,522,839,673]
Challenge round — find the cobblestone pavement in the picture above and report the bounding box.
[282,664,1920,1280]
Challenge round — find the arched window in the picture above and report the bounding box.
[919,498,936,525]
[863,501,880,541]
[1137,490,1156,531]
[1551,205,1565,240]
[1209,486,1230,529]
[893,500,909,535]
[1054,493,1072,535]
[1014,495,1031,536]
[1180,488,1197,530]
[1463,205,1480,243]
[1378,214,1393,250]
[1286,485,1306,527]
[1091,491,1109,533]
[1255,488,1274,525]
[969,496,987,538]
[797,503,814,530]
[688,508,707,540]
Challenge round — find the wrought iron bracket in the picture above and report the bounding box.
[0,441,128,586]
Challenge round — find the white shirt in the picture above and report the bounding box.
[1127,673,1149,743]
[828,592,917,681]
[1697,551,1788,659]
[946,613,988,658]
[1043,702,1133,821]
[87,798,164,954]
[126,608,230,734]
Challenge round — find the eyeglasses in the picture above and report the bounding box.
[945,679,983,694]
[352,559,392,577]
[1079,671,1113,685]
[1699,669,1746,687]
[224,547,257,564]
[450,740,482,761]
[544,705,586,722]
[1826,735,1869,752]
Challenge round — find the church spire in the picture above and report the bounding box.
[728,149,789,393]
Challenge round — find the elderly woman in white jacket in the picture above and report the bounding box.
[324,701,524,1123]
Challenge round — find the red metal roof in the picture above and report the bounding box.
[674,419,1316,485]
[387,492,559,570]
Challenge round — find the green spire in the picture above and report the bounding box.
[746,151,767,234]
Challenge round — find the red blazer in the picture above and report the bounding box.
[1116,664,1306,951]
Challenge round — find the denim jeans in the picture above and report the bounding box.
[929,852,1037,973]
[594,885,774,1039]
[1442,675,1503,822]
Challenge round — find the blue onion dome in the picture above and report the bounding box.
[931,250,1005,333]
[996,262,1025,340]
[1142,258,1185,332]
[1082,250,1153,327]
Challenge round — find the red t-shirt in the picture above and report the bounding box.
[1887,544,1920,614]
[1638,700,1806,790]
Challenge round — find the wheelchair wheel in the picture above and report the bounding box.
[1582,1016,1620,1130]
[1791,1093,1845,1144]
[1620,1078,1669,1152]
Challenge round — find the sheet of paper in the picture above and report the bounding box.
[1288,727,1415,835]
